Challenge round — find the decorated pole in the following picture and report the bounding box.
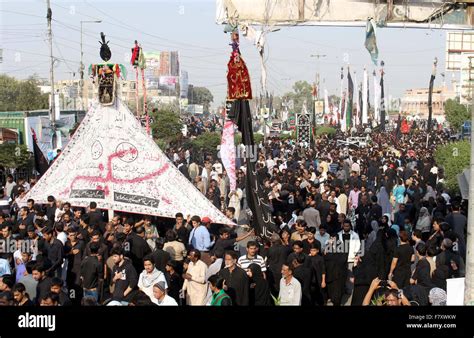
[373,70,379,126]
[131,40,140,118]
[380,61,386,132]
[224,26,277,239]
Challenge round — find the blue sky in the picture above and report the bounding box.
[1,0,448,107]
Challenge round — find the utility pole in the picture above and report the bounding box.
[80,20,101,111]
[46,0,56,148]
[464,56,474,305]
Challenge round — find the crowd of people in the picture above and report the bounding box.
[0,124,467,306]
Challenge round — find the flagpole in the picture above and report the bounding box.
[373,70,379,127]
[362,68,368,125]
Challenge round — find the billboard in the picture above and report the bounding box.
[144,51,179,77]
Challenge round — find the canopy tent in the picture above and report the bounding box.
[216,0,474,30]
[22,98,233,226]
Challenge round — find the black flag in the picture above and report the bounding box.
[31,128,49,176]
[427,58,438,132]
[230,100,278,239]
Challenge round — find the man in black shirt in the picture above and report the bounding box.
[45,196,56,222]
[123,220,151,274]
[78,214,91,243]
[151,238,170,272]
[32,264,52,305]
[287,241,311,268]
[84,230,108,266]
[292,253,313,306]
[87,202,103,229]
[65,228,84,304]
[309,241,326,305]
[50,277,72,306]
[81,242,103,302]
[173,213,189,244]
[213,227,254,252]
[14,207,33,239]
[218,251,249,306]
[41,227,64,278]
[111,247,138,302]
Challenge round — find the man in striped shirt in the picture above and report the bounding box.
[237,241,266,274]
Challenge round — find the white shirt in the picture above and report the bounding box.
[279,277,302,306]
[156,294,178,306]
[138,269,168,304]
[13,249,22,270]
[266,159,275,172]
[351,162,360,175]
[206,258,223,280]
[237,255,266,272]
[57,231,67,246]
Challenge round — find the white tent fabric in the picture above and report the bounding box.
[23,99,233,225]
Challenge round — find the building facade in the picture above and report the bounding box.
[400,86,456,122]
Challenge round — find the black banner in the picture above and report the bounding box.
[114,192,159,208]
[31,128,49,176]
[70,189,105,199]
[230,99,278,239]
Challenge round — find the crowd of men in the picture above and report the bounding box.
[0,124,467,306]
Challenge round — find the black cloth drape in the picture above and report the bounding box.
[31,128,49,176]
[230,99,278,239]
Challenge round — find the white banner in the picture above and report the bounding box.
[23,99,233,225]
[373,71,380,125]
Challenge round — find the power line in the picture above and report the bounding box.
[0,9,45,19]
[1,47,81,64]
[3,61,50,74]
[81,0,224,53]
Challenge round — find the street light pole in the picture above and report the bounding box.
[46,0,56,148]
[80,20,101,111]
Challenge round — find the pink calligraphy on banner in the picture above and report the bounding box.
[221,120,236,191]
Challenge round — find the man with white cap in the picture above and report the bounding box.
[153,281,178,306]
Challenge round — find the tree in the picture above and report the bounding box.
[191,132,221,157]
[445,98,470,131]
[0,74,49,111]
[283,81,313,114]
[434,140,470,192]
[150,107,183,143]
[0,144,31,169]
[188,85,213,112]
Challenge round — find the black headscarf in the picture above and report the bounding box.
[248,263,273,306]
